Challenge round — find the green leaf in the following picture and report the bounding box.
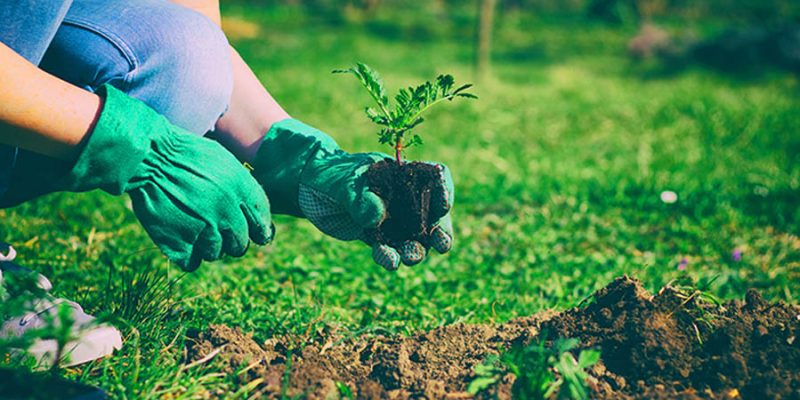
[467,376,500,395]
[543,377,561,399]
[453,83,473,93]
[407,134,423,148]
[335,381,353,399]
[468,356,504,395]
[473,361,498,376]
[577,349,601,368]
[377,129,394,145]
[555,337,579,353]
[407,117,424,130]
[356,62,388,108]
[334,63,389,113]
[436,74,455,93]
[365,107,389,126]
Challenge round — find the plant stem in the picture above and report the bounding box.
[393,128,405,164]
[395,140,403,164]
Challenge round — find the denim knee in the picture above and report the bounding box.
[0,0,73,65]
[126,4,233,134]
[40,0,233,135]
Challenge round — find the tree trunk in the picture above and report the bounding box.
[364,0,380,13]
[476,0,497,80]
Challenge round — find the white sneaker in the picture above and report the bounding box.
[0,244,123,368]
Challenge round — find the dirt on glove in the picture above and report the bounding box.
[185,276,800,399]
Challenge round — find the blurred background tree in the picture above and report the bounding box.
[476,0,497,79]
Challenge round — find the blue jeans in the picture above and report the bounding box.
[0,0,233,204]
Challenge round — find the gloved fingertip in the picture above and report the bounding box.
[252,231,268,246]
[242,204,274,245]
[428,163,454,220]
[400,240,426,266]
[372,244,400,271]
[179,253,201,272]
[159,242,199,271]
[430,226,453,254]
[237,241,251,257]
[222,228,249,258]
[195,226,223,262]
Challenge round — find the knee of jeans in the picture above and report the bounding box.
[128,7,233,135]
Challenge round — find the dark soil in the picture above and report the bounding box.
[0,368,107,400]
[185,276,800,399]
[366,160,441,246]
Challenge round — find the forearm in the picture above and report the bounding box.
[213,48,291,162]
[0,42,101,160]
[169,0,221,26]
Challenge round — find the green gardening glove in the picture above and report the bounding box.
[251,119,454,270]
[58,85,273,271]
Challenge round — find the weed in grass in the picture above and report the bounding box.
[664,274,726,344]
[468,337,600,400]
[101,252,182,326]
[335,380,354,399]
[554,344,601,400]
[467,354,505,395]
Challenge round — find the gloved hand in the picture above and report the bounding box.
[59,85,273,271]
[251,119,453,270]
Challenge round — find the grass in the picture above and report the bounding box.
[1,4,798,397]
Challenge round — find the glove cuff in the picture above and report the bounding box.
[251,118,339,216]
[58,85,156,195]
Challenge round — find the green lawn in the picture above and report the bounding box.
[1,4,798,398]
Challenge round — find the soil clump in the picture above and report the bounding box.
[366,160,442,247]
[186,276,800,399]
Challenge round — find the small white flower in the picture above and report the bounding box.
[660,190,678,204]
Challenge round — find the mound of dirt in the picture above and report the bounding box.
[544,277,800,399]
[185,276,800,399]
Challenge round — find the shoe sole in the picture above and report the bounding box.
[25,326,123,369]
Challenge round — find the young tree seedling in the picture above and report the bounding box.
[333,63,477,163]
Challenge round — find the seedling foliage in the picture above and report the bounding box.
[333,62,476,162]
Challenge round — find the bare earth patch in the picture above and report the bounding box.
[186,276,800,399]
